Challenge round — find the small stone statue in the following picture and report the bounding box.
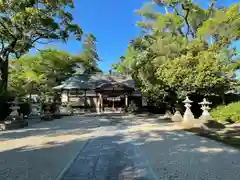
[183,96,195,122]
[199,98,212,122]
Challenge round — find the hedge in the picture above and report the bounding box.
[211,101,240,123]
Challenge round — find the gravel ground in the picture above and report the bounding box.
[0,116,100,180]
[126,118,240,180]
[1,114,240,180]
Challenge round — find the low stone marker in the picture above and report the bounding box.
[0,101,28,131]
[172,110,183,122]
[163,110,173,119]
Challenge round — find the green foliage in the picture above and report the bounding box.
[0,0,82,95]
[112,1,240,106]
[0,91,13,120]
[197,3,240,45]
[79,33,101,73]
[127,101,138,113]
[211,102,240,123]
[8,48,101,97]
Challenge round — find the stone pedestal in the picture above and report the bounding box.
[1,103,28,131]
[163,110,173,119]
[40,112,53,121]
[1,120,28,131]
[172,111,183,122]
[59,106,72,116]
[31,104,41,116]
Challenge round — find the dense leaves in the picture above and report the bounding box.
[112,0,240,106]
[211,101,240,123]
[79,33,102,73]
[0,0,82,95]
[8,48,101,97]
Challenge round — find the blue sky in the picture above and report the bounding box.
[32,0,240,73]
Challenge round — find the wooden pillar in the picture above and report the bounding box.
[101,94,103,112]
[95,92,98,113]
[125,94,128,108]
[112,97,115,111]
[84,89,87,110]
[97,93,103,113]
[67,90,70,102]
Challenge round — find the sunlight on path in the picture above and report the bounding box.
[0,116,96,180]
[1,114,240,180]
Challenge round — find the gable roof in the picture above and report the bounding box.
[53,73,136,90]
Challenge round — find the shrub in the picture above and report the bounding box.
[0,101,11,121]
[19,102,31,117]
[211,101,240,123]
[0,92,15,121]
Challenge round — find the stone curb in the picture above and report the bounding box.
[55,138,92,180]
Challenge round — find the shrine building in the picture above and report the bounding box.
[53,73,143,113]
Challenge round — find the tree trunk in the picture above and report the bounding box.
[0,59,9,95]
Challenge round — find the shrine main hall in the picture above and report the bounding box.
[53,73,143,113]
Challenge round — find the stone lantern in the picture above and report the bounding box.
[183,96,195,122]
[9,100,20,119]
[199,98,212,122]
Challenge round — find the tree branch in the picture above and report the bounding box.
[173,8,186,37]
[181,4,195,38]
[0,20,17,40]
[208,0,215,18]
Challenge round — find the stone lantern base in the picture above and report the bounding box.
[199,115,213,122]
[0,103,28,131]
[171,111,183,122]
[0,119,28,131]
[163,110,173,119]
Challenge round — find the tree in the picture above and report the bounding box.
[0,0,82,95]
[79,33,101,73]
[9,55,45,97]
[8,48,102,97]
[112,0,240,106]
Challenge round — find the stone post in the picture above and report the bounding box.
[183,96,195,123]
[199,98,212,122]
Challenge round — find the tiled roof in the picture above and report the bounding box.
[53,73,136,90]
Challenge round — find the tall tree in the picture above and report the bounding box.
[0,0,82,95]
[79,33,101,73]
[112,0,240,105]
[8,48,102,97]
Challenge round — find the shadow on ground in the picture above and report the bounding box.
[0,113,165,141]
[1,114,240,180]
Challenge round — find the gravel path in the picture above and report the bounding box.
[1,114,240,180]
[60,136,157,180]
[0,116,100,180]
[126,117,240,180]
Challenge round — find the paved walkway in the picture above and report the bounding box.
[1,114,240,180]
